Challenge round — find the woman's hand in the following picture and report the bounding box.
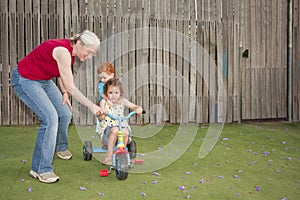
[62,92,72,112]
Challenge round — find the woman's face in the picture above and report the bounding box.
[106,85,121,103]
[75,41,98,61]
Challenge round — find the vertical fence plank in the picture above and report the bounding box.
[128,0,137,124]
[241,0,251,120]
[169,1,177,124]
[189,0,197,123]
[163,0,170,122]
[1,0,9,125]
[292,0,299,121]
[149,1,157,123]
[9,0,18,125]
[182,1,190,124]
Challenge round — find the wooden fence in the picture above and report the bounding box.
[0,0,299,125]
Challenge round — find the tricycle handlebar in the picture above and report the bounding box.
[106,110,146,121]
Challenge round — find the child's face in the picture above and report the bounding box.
[98,72,114,83]
[106,86,121,103]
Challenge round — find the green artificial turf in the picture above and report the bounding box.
[0,122,299,200]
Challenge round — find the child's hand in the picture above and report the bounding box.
[136,107,143,115]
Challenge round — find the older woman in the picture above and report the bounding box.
[11,30,102,183]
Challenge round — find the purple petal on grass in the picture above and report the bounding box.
[199,178,204,184]
[233,175,239,178]
[80,186,87,191]
[286,157,292,160]
[186,171,191,175]
[152,180,159,184]
[178,185,185,190]
[281,141,286,144]
[97,193,105,197]
[192,185,197,188]
[186,195,191,199]
[281,198,287,200]
[21,159,27,163]
[28,187,32,192]
[223,137,229,141]
[275,169,281,173]
[140,192,146,197]
[235,193,241,197]
[19,179,25,182]
[218,176,224,179]
[255,186,260,191]
[153,172,160,176]
[157,147,163,151]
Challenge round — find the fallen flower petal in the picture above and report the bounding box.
[255,186,260,191]
[223,137,229,141]
[218,176,224,179]
[153,172,159,176]
[235,193,241,197]
[186,195,191,199]
[178,185,185,190]
[140,192,146,196]
[80,186,87,191]
[186,171,191,175]
[233,175,239,178]
[152,180,159,184]
[97,192,105,197]
[199,178,204,184]
[28,187,32,192]
[21,160,27,163]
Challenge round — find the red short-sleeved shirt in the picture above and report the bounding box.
[18,39,74,80]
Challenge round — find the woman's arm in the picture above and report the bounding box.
[58,77,72,111]
[53,46,101,115]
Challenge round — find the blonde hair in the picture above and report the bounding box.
[70,30,100,48]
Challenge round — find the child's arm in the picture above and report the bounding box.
[123,99,143,114]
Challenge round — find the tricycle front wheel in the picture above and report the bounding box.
[115,153,129,180]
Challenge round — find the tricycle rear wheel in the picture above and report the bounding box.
[127,139,137,159]
[83,141,93,160]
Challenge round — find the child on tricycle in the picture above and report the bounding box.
[97,77,143,166]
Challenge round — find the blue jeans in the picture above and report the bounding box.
[11,67,72,173]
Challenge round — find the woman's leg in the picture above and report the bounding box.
[11,69,58,173]
[44,80,72,152]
